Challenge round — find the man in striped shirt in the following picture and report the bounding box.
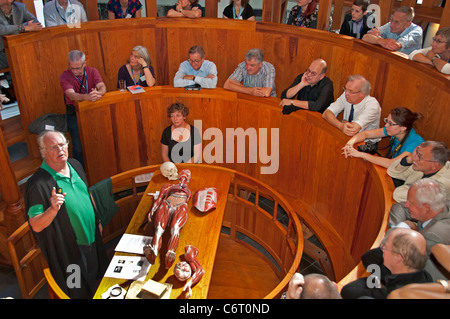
[224,48,276,97]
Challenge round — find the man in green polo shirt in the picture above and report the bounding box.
[25,130,107,298]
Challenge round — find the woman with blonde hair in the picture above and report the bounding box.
[117,45,156,88]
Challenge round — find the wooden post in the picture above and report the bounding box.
[317,0,332,31]
[440,1,450,27]
[145,0,158,17]
[0,129,25,236]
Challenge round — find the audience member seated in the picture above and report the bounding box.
[322,74,380,137]
[166,0,202,18]
[409,26,450,75]
[389,243,450,298]
[389,179,450,253]
[340,228,432,299]
[222,0,255,20]
[342,107,424,168]
[358,238,450,300]
[0,0,42,69]
[60,50,107,167]
[107,0,142,19]
[25,131,108,298]
[223,48,276,97]
[286,0,318,28]
[44,0,87,27]
[339,0,373,39]
[388,179,450,280]
[161,103,201,163]
[279,58,334,114]
[117,45,156,88]
[283,272,341,299]
[173,45,217,89]
[387,141,450,203]
[362,6,422,55]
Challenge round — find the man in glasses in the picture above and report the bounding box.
[388,179,450,281]
[340,227,431,299]
[59,50,106,167]
[409,26,450,75]
[25,130,108,298]
[387,141,450,203]
[279,58,334,114]
[173,45,217,89]
[362,6,422,55]
[322,74,380,140]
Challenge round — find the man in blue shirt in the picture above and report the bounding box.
[362,6,422,55]
[44,0,87,27]
[173,45,217,89]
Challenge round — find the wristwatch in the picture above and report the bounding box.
[431,55,438,63]
[142,65,149,69]
[436,279,450,293]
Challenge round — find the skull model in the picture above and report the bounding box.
[174,261,192,281]
[160,161,178,180]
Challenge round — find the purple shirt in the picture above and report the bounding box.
[59,66,104,105]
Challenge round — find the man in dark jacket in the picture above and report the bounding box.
[339,0,373,39]
[340,228,432,299]
[25,130,108,298]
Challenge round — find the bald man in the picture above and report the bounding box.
[280,59,334,114]
[283,272,341,299]
[341,228,432,299]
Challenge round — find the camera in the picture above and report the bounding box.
[358,142,378,155]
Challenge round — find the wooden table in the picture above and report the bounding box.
[93,165,233,299]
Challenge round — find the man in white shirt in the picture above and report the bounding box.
[322,74,381,138]
[173,45,217,89]
[44,0,87,27]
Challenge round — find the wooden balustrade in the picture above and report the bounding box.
[1,17,448,282]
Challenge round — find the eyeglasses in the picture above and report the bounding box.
[389,17,407,25]
[432,37,447,44]
[69,64,84,71]
[412,147,437,163]
[46,142,69,152]
[188,58,203,64]
[305,68,319,77]
[383,118,399,126]
[380,242,389,252]
[343,87,361,95]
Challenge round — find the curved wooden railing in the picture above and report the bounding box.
[1,17,447,285]
[102,163,303,299]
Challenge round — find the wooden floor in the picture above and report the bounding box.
[207,234,281,299]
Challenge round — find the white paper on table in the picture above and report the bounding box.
[104,255,151,281]
[134,172,154,183]
[115,233,153,255]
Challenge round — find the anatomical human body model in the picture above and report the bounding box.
[144,169,192,269]
[183,245,205,298]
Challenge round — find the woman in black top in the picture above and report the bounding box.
[161,103,202,163]
[223,0,255,21]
